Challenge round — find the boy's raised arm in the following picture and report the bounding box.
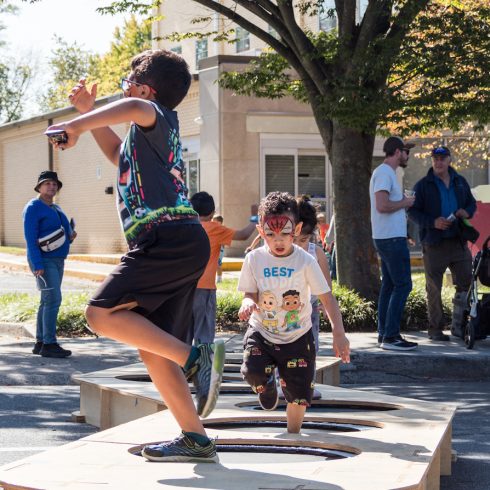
[68,80,123,166]
[46,98,157,165]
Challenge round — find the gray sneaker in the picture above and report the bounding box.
[190,341,225,418]
[381,336,417,351]
[142,432,218,463]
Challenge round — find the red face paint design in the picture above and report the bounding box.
[263,215,294,235]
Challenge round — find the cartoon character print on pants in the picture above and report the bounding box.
[259,291,280,334]
[285,356,310,406]
[281,290,303,331]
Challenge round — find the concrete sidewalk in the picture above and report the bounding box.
[0,252,245,282]
[1,329,489,386]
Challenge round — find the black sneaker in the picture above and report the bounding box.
[380,336,417,351]
[32,341,43,355]
[40,343,72,358]
[258,376,278,410]
[429,332,450,341]
[142,431,218,463]
[189,341,225,418]
[377,335,383,347]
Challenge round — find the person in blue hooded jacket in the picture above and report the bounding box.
[408,146,476,341]
[23,171,76,358]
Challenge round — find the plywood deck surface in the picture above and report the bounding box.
[0,384,455,490]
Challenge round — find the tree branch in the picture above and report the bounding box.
[276,0,331,94]
[335,0,356,42]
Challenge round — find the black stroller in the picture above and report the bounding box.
[461,235,490,349]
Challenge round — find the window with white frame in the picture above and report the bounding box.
[235,26,250,53]
[264,153,328,211]
[195,39,208,68]
[320,0,370,31]
[319,0,337,32]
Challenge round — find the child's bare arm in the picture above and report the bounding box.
[238,292,259,321]
[46,98,157,164]
[69,79,123,167]
[317,291,350,363]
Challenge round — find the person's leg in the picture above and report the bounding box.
[310,299,320,353]
[277,331,315,433]
[191,289,216,344]
[85,303,194,367]
[39,258,64,345]
[448,241,472,337]
[140,350,205,435]
[379,238,412,339]
[423,243,448,336]
[287,403,307,434]
[374,240,394,341]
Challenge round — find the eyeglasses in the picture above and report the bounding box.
[402,148,410,155]
[121,78,144,92]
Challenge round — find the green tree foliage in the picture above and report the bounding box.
[90,16,152,96]
[0,1,33,122]
[39,15,151,111]
[38,36,96,112]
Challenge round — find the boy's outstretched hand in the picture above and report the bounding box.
[69,79,97,114]
[238,298,258,322]
[45,122,79,150]
[332,332,350,363]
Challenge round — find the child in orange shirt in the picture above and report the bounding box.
[212,214,225,283]
[190,192,257,343]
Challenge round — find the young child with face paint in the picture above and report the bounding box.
[238,191,350,433]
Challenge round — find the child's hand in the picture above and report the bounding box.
[46,123,79,150]
[332,332,350,363]
[69,79,97,114]
[238,298,258,321]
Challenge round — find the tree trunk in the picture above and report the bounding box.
[328,123,380,301]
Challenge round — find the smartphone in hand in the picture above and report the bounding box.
[45,129,68,144]
[70,218,76,230]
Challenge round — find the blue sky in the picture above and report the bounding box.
[2,0,133,117]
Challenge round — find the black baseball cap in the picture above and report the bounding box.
[431,146,451,157]
[383,136,415,154]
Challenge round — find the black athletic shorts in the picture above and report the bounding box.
[241,328,316,406]
[88,223,210,342]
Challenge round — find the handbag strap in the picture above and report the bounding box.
[51,204,64,227]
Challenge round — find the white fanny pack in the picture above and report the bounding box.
[38,226,66,252]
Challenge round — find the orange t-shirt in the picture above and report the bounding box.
[197,221,235,289]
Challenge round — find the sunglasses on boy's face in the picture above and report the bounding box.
[120,77,155,93]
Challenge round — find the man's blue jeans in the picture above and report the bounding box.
[29,257,65,344]
[373,238,412,340]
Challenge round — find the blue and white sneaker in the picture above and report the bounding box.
[142,432,218,462]
[189,340,226,418]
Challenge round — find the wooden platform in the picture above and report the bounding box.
[72,353,341,430]
[0,384,455,490]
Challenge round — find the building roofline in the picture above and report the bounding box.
[0,93,122,134]
[199,55,257,70]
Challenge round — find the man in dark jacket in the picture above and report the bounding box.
[408,146,476,341]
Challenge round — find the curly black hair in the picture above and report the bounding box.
[258,192,299,223]
[296,195,317,235]
[131,49,191,109]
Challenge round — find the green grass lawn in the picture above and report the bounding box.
[0,245,26,255]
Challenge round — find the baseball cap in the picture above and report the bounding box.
[431,146,451,157]
[383,136,415,154]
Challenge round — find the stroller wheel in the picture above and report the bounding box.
[464,319,476,349]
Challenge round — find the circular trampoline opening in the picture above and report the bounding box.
[204,418,377,432]
[237,400,401,412]
[115,374,253,394]
[129,440,359,461]
[116,374,152,382]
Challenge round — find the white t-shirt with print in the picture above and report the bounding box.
[238,244,330,344]
[369,163,407,239]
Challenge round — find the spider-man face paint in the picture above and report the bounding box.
[263,215,294,236]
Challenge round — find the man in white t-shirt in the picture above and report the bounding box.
[238,192,350,433]
[369,136,418,351]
